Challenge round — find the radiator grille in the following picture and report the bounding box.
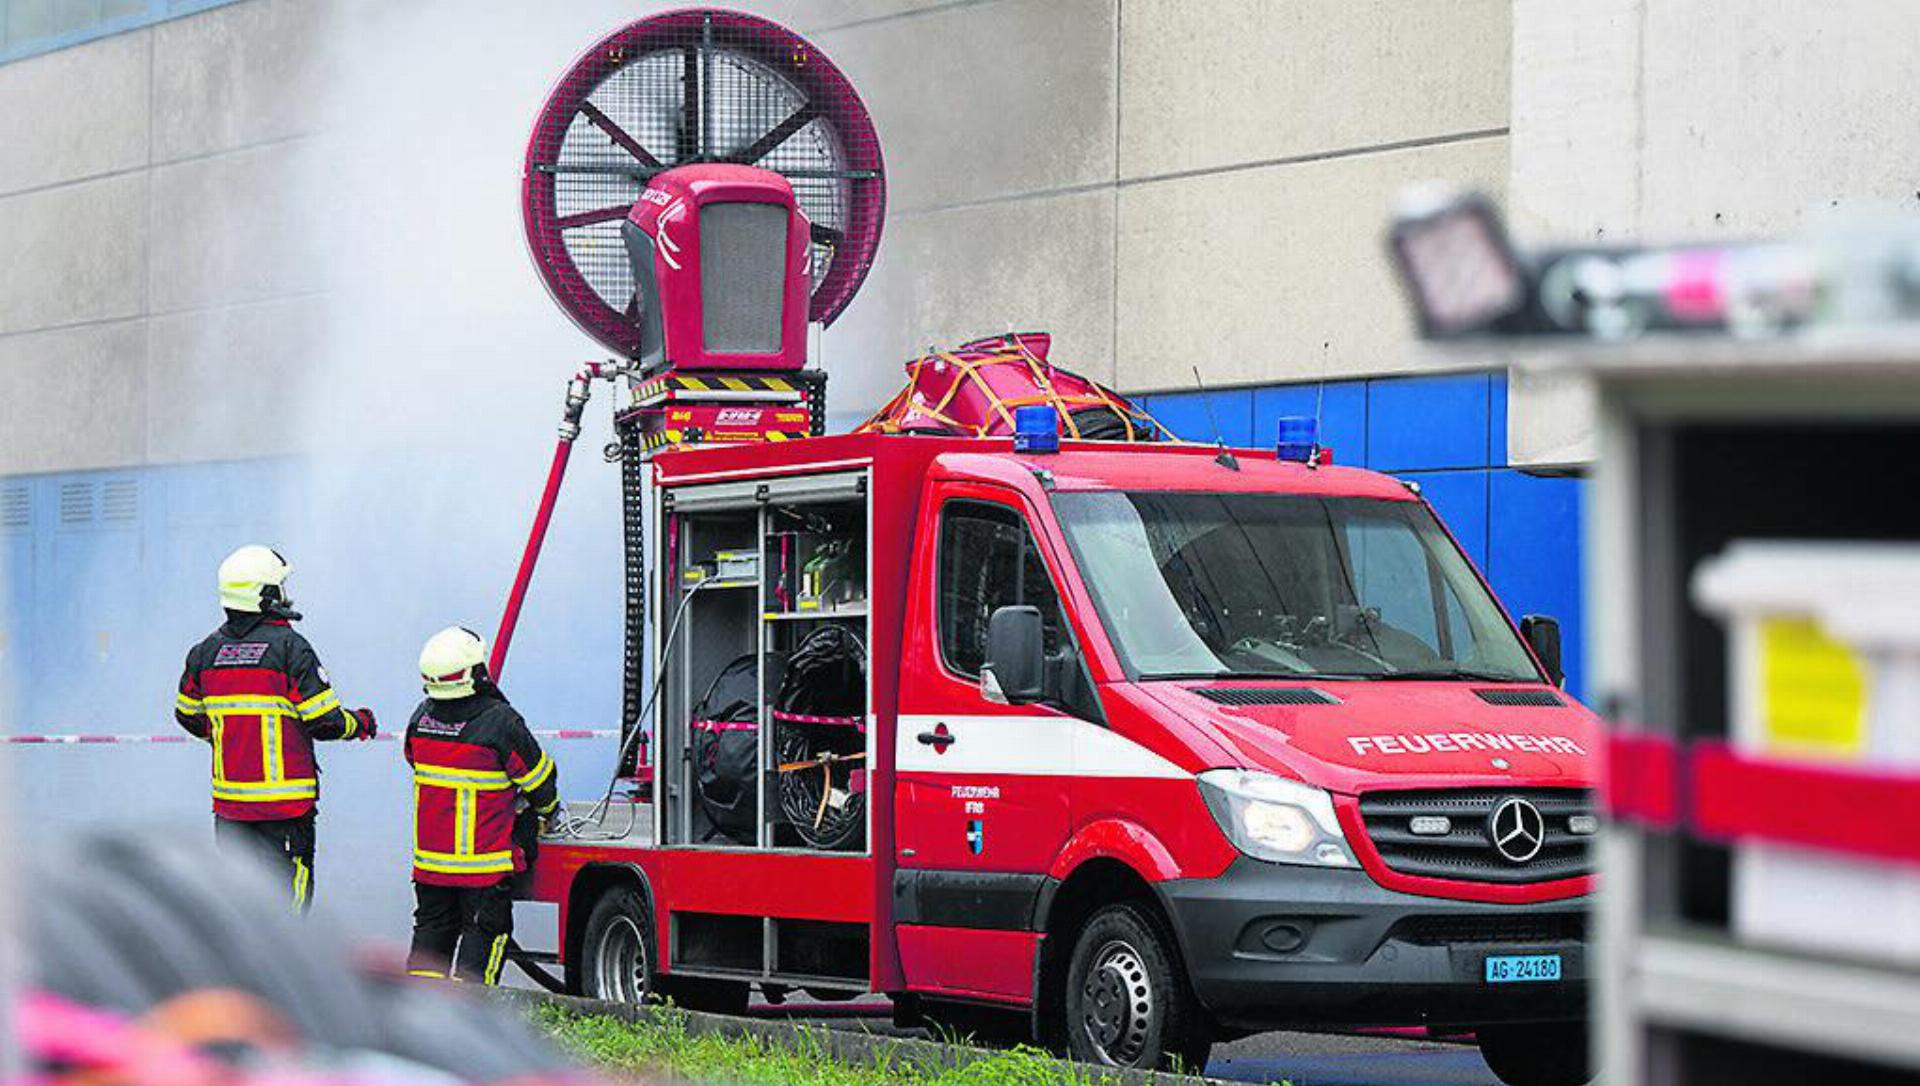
[1475,688,1565,707]
[1388,912,1587,946]
[1191,687,1338,706]
[1359,788,1594,884]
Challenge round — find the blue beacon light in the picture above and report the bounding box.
[1276,416,1318,463]
[1014,405,1061,453]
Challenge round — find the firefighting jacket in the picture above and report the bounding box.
[173,613,366,821]
[404,687,558,887]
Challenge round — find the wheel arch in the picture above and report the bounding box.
[564,862,655,995]
[1032,854,1184,1048]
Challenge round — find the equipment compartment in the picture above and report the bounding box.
[656,470,871,854]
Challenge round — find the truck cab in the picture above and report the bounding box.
[532,431,1594,1086]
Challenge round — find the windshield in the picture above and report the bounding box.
[1051,491,1542,682]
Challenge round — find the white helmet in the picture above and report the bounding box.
[420,626,488,700]
[218,545,292,613]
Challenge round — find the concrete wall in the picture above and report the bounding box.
[0,0,1512,476]
[0,0,331,476]
[1505,0,1920,468]
[811,0,1512,413]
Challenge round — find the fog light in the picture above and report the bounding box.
[1260,922,1310,955]
[1410,816,1452,836]
[1568,814,1599,836]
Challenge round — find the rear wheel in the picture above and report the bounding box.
[1477,1021,1593,1086]
[1063,902,1211,1073]
[579,887,655,1005]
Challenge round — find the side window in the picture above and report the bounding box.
[938,501,1065,679]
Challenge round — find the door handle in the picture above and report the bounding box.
[916,727,955,750]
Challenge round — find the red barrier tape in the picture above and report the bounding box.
[1604,732,1681,829]
[3,729,621,745]
[1690,740,1920,866]
[1606,731,1920,868]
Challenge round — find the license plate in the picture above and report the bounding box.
[1484,954,1562,983]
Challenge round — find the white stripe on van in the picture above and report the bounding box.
[895,714,1191,779]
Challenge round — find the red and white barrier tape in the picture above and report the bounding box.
[2,729,621,745]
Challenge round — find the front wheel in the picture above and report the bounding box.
[1063,902,1211,1073]
[579,886,656,1004]
[1477,1021,1593,1086]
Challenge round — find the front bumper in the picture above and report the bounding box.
[1158,859,1588,1032]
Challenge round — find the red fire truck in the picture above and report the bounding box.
[525,429,1596,1086]
[507,12,1597,1086]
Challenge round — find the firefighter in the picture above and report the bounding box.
[173,545,377,912]
[404,626,562,984]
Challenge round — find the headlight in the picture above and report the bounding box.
[1197,770,1354,867]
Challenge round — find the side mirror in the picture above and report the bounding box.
[1520,614,1564,688]
[982,605,1045,704]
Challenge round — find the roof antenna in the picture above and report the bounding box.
[1192,365,1239,471]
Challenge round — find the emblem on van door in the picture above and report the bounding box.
[1488,797,1545,863]
[966,819,985,855]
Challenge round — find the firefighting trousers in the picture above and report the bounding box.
[408,879,514,984]
[213,813,316,913]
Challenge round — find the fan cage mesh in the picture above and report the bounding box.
[524,10,886,358]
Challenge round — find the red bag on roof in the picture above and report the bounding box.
[856,332,1168,441]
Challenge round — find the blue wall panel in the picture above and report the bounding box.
[1250,381,1367,466]
[1138,389,1254,447]
[1398,470,1490,570]
[1367,373,1492,472]
[1487,470,1586,699]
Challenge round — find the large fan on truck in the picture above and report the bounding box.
[523,9,886,359]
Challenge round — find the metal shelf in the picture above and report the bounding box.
[1633,930,1920,1071]
[763,607,868,621]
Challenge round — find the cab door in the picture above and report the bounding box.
[894,483,1082,903]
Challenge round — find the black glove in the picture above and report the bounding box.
[350,708,378,741]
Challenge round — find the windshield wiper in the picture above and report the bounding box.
[1366,668,1537,683]
[1143,669,1331,682]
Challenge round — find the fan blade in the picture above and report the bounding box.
[678,41,701,162]
[556,204,633,230]
[578,101,662,168]
[727,103,820,165]
[810,222,843,248]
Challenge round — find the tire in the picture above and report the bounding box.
[1477,1021,1593,1086]
[1062,902,1211,1073]
[579,887,657,1005]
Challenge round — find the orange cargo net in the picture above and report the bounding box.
[856,332,1170,442]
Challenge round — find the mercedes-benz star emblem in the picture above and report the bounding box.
[1487,797,1546,863]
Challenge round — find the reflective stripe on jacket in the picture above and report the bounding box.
[404,690,558,887]
[174,616,361,821]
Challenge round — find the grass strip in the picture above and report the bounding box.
[532,1001,1204,1086]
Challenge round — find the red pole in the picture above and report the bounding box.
[490,369,598,678]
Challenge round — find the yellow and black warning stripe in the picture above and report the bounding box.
[641,429,812,451]
[632,373,801,405]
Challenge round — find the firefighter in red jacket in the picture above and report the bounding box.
[173,545,376,911]
[405,626,562,983]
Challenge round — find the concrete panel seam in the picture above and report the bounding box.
[893,126,1510,218]
[1120,127,1511,191]
[0,130,318,203]
[0,315,146,346]
[143,287,331,323]
[805,0,1009,35]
